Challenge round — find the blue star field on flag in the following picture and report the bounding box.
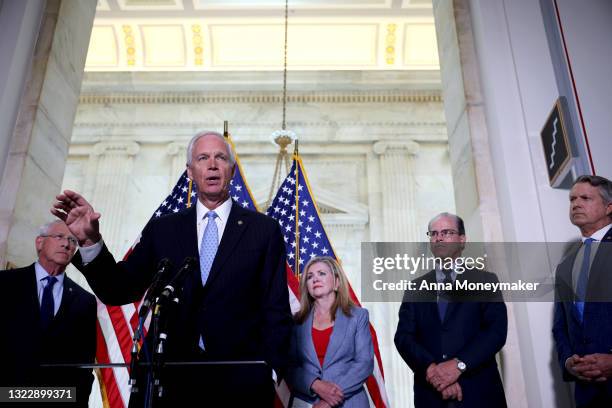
[265,157,335,274]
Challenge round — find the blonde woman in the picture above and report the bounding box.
[288,257,373,408]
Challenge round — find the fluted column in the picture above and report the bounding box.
[366,151,384,242]
[373,140,420,242]
[371,140,420,407]
[166,142,187,189]
[90,142,140,256]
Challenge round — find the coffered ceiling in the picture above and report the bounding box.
[86,0,439,71]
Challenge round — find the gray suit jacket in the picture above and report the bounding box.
[288,306,374,408]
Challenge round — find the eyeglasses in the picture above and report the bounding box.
[426,229,459,239]
[41,234,78,247]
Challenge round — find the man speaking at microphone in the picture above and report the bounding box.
[52,131,293,407]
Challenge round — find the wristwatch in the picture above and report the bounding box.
[455,358,467,373]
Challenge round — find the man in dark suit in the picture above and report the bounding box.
[395,212,507,407]
[0,220,96,407]
[553,175,612,407]
[52,131,293,406]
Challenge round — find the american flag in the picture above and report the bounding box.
[95,139,259,407]
[266,155,390,408]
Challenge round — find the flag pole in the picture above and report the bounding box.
[294,139,300,278]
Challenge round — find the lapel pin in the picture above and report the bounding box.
[238,220,243,226]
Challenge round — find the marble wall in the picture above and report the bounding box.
[64,70,454,407]
[0,0,96,268]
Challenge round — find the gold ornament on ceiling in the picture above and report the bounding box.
[192,24,203,66]
[122,25,136,66]
[385,23,396,65]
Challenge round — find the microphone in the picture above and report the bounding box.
[138,258,173,319]
[158,257,197,301]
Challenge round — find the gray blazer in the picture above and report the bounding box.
[288,306,374,407]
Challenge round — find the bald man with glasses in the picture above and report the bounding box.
[0,220,96,407]
[395,212,507,408]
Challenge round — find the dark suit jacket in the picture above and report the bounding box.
[288,306,374,407]
[0,264,97,407]
[395,269,508,408]
[552,226,612,407]
[73,201,293,406]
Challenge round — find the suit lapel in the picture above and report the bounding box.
[557,245,583,324]
[55,276,77,323]
[303,310,321,369]
[322,308,348,369]
[26,265,42,326]
[584,226,612,304]
[174,205,199,260]
[204,202,250,289]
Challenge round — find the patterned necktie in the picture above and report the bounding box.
[40,276,58,329]
[199,211,219,286]
[575,238,595,321]
[437,270,453,321]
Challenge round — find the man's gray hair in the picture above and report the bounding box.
[428,212,466,235]
[38,220,65,236]
[186,131,236,166]
[573,175,612,205]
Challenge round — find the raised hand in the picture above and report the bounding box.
[51,190,102,246]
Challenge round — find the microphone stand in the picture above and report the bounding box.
[130,259,172,399]
[146,257,194,408]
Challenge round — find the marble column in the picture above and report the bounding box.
[366,151,384,242]
[432,0,527,406]
[90,142,140,256]
[0,0,96,267]
[0,0,45,181]
[373,140,420,242]
[371,140,420,407]
[166,142,187,189]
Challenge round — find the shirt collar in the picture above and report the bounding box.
[34,262,65,285]
[435,267,456,282]
[196,197,232,225]
[581,223,612,242]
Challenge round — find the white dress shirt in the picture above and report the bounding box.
[196,198,232,251]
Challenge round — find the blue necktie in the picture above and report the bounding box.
[199,211,218,350]
[437,270,453,321]
[200,211,219,286]
[40,276,57,329]
[575,238,594,321]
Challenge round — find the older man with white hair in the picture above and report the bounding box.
[0,220,96,407]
